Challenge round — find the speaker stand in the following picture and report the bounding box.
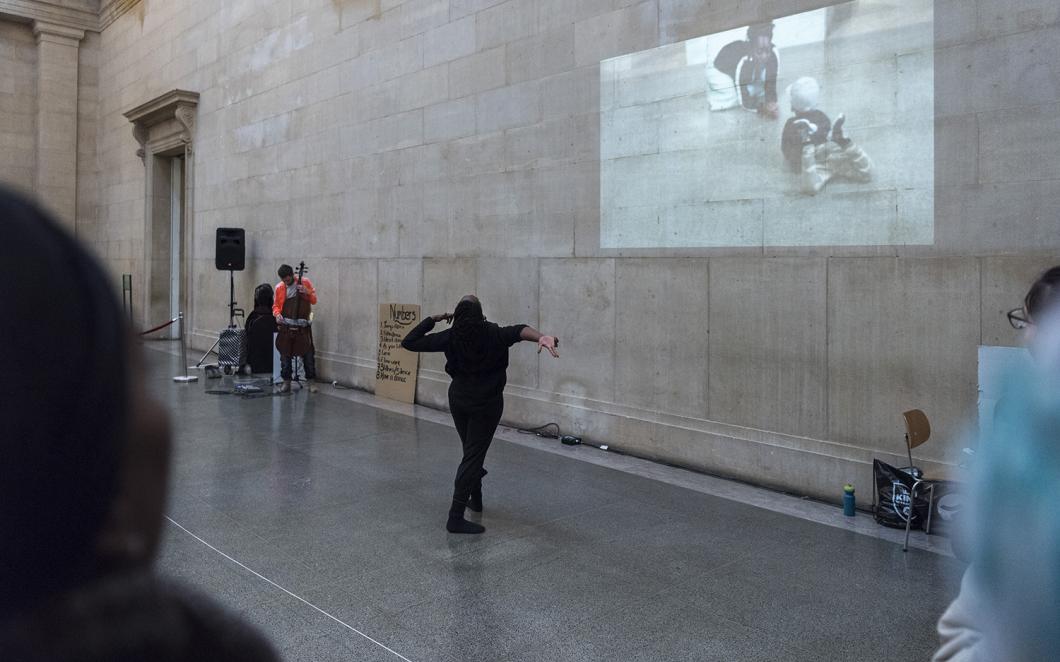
[191,335,220,370]
[228,268,237,328]
[190,269,243,370]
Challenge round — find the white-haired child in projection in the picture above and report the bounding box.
[780,77,873,194]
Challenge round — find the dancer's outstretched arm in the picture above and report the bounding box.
[519,326,559,357]
[401,313,452,352]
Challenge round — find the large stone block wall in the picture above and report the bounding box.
[82,0,1060,500]
[76,31,99,239]
[1,6,94,231]
[0,21,38,193]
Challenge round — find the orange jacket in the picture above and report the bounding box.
[273,277,317,319]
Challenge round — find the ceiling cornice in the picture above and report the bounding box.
[0,0,98,32]
[0,0,142,33]
[98,0,138,31]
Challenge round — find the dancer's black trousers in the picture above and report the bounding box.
[449,394,503,503]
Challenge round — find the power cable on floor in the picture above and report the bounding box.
[515,422,609,450]
[205,388,292,399]
[518,422,561,438]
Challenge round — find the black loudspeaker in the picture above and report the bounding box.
[215,227,245,271]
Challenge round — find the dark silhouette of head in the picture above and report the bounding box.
[747,22,775,58]
[450,295,487,360]
[254,283,274,308]
[747,22,774,41]
[0,188,171,619]
[453,295,483,325]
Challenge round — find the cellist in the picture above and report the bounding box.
[272,263,318,393]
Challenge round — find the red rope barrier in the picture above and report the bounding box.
[138,317,179,337]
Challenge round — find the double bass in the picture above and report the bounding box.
[276,261,313,358]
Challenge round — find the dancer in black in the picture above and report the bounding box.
[402,295,560,534]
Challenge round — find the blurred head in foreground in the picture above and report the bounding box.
[0,187,172,619]
[968,265,1060,660]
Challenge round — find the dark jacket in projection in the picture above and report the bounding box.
[712,39,779,109]
[781,109,833,171]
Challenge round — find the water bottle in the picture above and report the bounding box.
[843,484,856,517]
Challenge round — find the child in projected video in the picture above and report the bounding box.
[707,22,780,119]
[780,76,873,195]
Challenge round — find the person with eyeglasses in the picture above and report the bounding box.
[1006,266,1060,336]
[934,265,1060,662]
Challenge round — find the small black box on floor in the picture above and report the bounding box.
[218,328,247,369]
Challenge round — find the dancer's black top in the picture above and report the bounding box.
[402,315,526,407]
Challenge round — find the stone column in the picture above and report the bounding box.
[32,20,85,231]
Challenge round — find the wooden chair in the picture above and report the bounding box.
[901,409,935,551]
[903,409,931,470]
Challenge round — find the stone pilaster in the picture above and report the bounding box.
[32,20,84,231]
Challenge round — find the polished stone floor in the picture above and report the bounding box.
[149,348,962,661]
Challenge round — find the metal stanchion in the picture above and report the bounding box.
[173,312,198,383]
[121,274,133,325]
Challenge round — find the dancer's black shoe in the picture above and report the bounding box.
[446,498,485,534]
[446,517,485,534]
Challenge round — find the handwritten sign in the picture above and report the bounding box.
[375,303,421,403]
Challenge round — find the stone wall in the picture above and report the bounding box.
[0,21,37,193]
[0,5,92,229]
[85,0,1060,500]
[76,31,100,240]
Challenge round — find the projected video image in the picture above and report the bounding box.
[600,0,934,248]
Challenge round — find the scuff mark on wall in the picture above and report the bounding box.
[332,0,382,21]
